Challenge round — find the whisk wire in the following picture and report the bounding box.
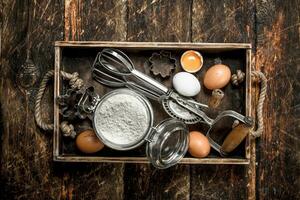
[100,53,126,70]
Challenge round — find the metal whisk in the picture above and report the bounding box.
[96,48,169,95]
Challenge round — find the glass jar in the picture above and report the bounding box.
[77,87,189,169]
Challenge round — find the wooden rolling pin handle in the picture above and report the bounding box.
[220,117,253,155]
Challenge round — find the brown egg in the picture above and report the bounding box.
[203,64,231,90]
[188,131,211,158]
[76,130,104,153]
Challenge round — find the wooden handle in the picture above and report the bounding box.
[220,124,251,154]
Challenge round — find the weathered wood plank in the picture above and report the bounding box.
[54,41,252,49]
[126,0,192,42]
[256,0,300,199]
[191,0,256,199]
[124,164,190,200]
[0,0,64,199]
[124,0,192,199]
[191,165,247,200]
[0,1,298,199]
[65,0,127,41]
[63,0,127,199]
[192,0,255,43]
[60,163,124,200]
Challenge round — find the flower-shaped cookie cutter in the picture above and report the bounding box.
[148,50,178,78]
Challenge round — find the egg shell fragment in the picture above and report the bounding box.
[203,64,231,90]
[172,72,201,97]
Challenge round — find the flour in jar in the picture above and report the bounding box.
[94,93,150,145]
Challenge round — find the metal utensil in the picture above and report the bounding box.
[92,66,161,101]
[98,48,169,95]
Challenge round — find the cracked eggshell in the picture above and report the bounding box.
[172,72,201,97]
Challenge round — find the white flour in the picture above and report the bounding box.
[94,93,150,145]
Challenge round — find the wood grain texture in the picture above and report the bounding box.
[191,165,248,200]
[63,0,127,199]
[65,0,127,41]
[124,164,190,200]
[0,0,299,199]
[123,0,192,199]
[60,163,124,200]
[191,0,256,199]
[126,0,192,42]
[192,0,254,43]
[0,0,64,199]
[256,0,300,199]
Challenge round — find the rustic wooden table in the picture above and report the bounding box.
[0,0,299,199]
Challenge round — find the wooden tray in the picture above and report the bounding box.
[53,41,252,165]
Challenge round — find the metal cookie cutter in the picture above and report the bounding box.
[56,88,87,120]
[148,50,177,78]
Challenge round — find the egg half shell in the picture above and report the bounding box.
[180,50,203,73]
[188,131,211,158]
[203,64,231,90]
[76,130,104,153]
[172,72,201,97]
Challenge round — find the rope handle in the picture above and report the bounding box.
[34,70,84,137]
[250,71,267,138]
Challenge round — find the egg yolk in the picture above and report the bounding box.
[181,51,203,72]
